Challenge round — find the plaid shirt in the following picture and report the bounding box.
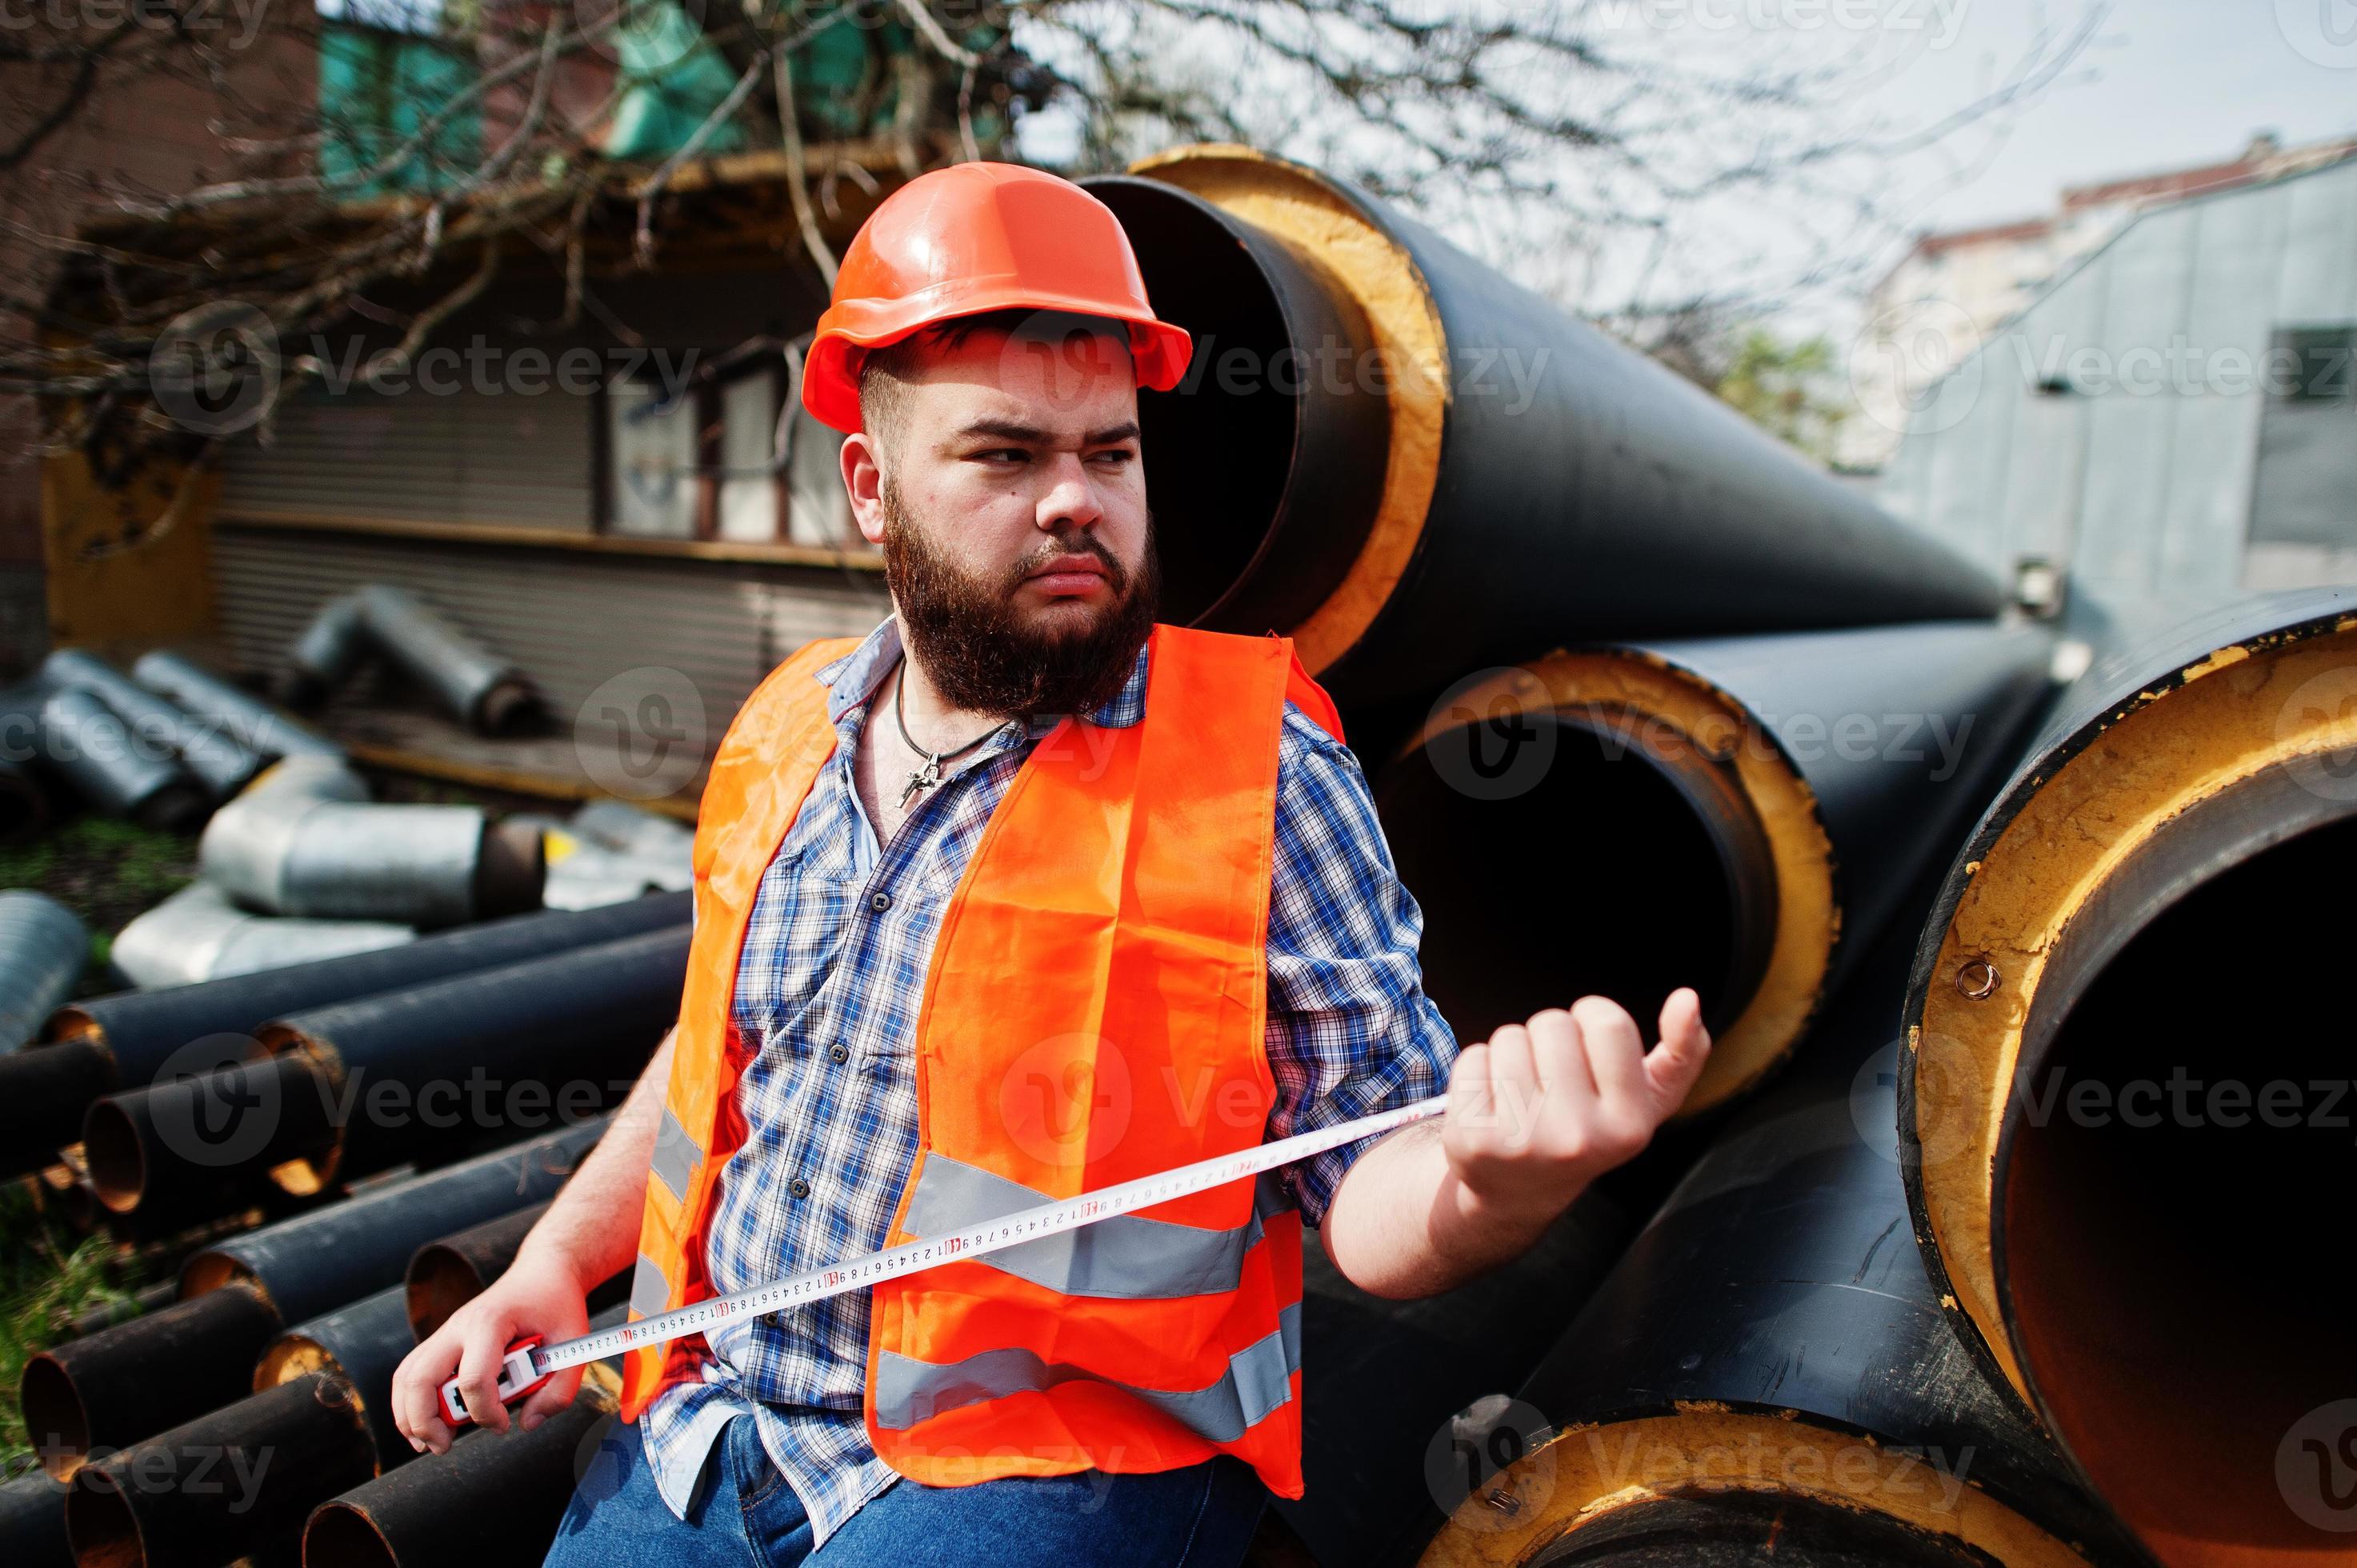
[639,618,1457,1542]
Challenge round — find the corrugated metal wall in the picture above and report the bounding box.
[222,384,598,530]
[212,522,889,736]
[1876,156,2357,613]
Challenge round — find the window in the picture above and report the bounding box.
[2250,325,2357,548]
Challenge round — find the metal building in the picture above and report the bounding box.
[1875,154,2357,624]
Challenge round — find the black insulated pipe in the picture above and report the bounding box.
[1419,921,2136,1566]
[2,890,686,1180]
[0,1471,73,1568]
[300,1305,632,1568]
[82,927,686,1214]
[1275,1190,1643,1568]
[64,1371,378,1568]
[254,1284,426,1470]
[1995,766,2356,1566]
[1080,176,1391,634]
[302,1385,619,1568]
[19,1284,280,1481]
[403,1202,548,1339]
[1084,147,2003,706]
[1378,621,2052,1117]
[1899,586,2357,1566]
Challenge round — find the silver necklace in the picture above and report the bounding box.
[892,669,994,810]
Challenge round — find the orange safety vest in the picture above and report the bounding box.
[621,624,1343,1500]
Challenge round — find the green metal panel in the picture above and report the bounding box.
[319,22,482,195]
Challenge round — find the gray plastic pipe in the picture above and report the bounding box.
[42,649,263,801]
[132,649,343,763]
[0,891,86,1048]
[278,592,370,710]
[353,585,542,734]
[108,882,413,990]
[198,757,543,927]
[34,687,206,829]
[277,587,542,735]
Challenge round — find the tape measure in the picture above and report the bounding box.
[439,1093,1450,1427]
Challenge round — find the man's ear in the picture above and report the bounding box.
[840,431,887,547]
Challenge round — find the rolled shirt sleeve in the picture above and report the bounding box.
[1263,706,1460,1226]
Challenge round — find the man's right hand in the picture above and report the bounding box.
[392,1244,592,1454]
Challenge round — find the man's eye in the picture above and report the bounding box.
[1089,448,1137,466]
[971,448,1028,464]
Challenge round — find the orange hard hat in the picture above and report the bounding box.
[800,162,1193,434]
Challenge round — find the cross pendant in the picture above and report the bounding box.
[898,754,943,810]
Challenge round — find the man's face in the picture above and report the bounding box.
[842,322,1159,714]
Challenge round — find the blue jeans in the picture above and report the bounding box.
[544,1414,1268,1568]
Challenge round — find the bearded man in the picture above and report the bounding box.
[392,162,1711,1567]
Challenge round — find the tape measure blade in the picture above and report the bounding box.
[535,1094,1447,1370]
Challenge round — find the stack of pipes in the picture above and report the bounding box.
[1073,150,2352,1563]
[12,1126,633,1568]
[0,892,690,1199]
[0,894,692,1564]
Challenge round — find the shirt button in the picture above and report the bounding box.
[828,1043,849,1064]
[870,892,891,913]
[789,1177,811,1200]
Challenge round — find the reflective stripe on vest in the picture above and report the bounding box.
[900,1153,1291,1300]
[622,626,1339,1503]
[874,1301,1303,1436]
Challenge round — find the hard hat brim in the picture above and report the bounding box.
[801,294,1194,435]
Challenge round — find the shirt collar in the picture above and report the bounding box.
[814,617,1151,735]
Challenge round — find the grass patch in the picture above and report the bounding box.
[0,815,197,993]
[0,1184,146,1470]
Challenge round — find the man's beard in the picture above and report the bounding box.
[880,478,1161,719]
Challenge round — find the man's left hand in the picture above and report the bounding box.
[1439,989,1712,1233]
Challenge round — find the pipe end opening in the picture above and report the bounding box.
[305,1501,398,1568]
[21,1354,93,1478]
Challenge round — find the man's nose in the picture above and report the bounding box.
[1036,453,1104,532]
